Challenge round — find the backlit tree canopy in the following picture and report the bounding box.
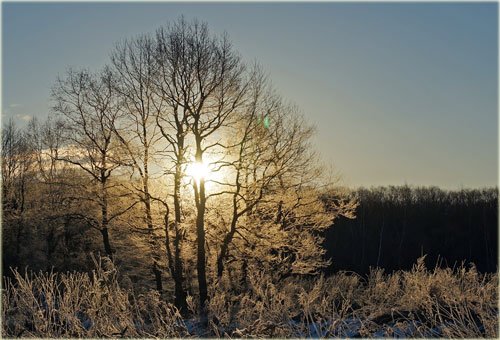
[4,17,357,317]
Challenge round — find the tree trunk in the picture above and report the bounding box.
[196,186,208,316]
[163,210,188,315]
[100,203,113,257]
[240,258,249,291]
[173,272,188,315]
[217,223,236,278]
[173,221,187,315]
[173,155,183,222]
[217,236,231,279]
[194,140,208,317]
[100,227,113,258]
[100,168,113,258]
[143,170,164,294]
[170,145,188,314]
[15,218,23,265]
[152,262,163,292]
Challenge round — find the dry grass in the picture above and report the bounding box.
[2,255,188,338]
[2,256,498,338]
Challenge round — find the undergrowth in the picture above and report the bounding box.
[2,256,498,338]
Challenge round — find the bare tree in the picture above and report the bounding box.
[151,18,351,314]
[1,119,36,265]
[154,18,247,315]
[110,34,165,291]
[152,21,194,314]
[26,117,68,267]
[210,72,358,282]
[52,68,136,258]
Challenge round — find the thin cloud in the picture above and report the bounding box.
[15,113,32,122]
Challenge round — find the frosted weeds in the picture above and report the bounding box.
[2,256,497,338]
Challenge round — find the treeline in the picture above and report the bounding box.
[323,186,498,275]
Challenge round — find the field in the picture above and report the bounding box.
[3,256,497,338]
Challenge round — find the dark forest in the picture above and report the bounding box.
[323,186,498,275]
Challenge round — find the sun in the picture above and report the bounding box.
[186,160,211,185]
[184,155,228,192]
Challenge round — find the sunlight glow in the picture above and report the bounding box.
[182,154,229,193]
[186,160,211,185]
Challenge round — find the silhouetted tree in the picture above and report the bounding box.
[2,119,36,267]
[110,33,166,292]
[52,68,137,258]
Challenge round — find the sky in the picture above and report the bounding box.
[2,2,498,189]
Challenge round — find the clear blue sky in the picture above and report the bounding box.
[2,2,498,189]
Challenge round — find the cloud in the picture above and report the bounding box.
[2,104,22,115]
[15,114,32,122]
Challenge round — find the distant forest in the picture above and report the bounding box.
[323,186,498,275]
